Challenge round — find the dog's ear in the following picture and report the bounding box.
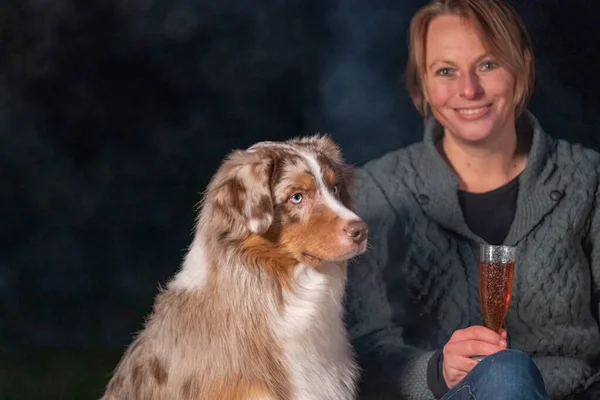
[208,149,274,235]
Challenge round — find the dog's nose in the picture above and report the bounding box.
[344,220,368,244]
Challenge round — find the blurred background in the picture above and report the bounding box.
[0,0,598,398]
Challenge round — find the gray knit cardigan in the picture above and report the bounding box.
[344,111,600,400]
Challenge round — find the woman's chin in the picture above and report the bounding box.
[445,118,501,144]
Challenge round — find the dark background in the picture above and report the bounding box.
[1,0,599,398]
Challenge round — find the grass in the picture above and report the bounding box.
[0,346,124,400]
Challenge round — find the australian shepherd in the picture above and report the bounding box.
[100,135,369,400]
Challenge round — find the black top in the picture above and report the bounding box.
[458,175,519,245]
[427,176,519,398]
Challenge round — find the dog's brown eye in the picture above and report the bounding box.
[290,192,303,204]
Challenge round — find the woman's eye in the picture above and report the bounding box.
[481,61,497,70]
[436,67,452,76]
[289,192,303,204]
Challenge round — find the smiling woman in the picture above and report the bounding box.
[406,0,534,120]
[344,0,600,399]
[423,17,520,144]
[405,0,534,194]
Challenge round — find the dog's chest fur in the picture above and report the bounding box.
[273,263,358,400]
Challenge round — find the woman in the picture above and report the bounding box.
[344,0,600,399]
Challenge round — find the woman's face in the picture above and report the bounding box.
[423,15,516,145]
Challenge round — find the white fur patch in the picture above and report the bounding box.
[272,263,357,400]
[168,242,208,290]
[248,215,272,234]
[300,151,360,222]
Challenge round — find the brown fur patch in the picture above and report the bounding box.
[278,206,350,266]
[149,356,168,385]
[131,364,144,394]
[324,167,337,187]
[240,234,296,290]
[181,377,195,399]
[286,172,315,195]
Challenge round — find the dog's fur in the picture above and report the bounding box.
[100,135,369,400]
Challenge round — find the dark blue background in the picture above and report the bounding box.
[0,0,598,397]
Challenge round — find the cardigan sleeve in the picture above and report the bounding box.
[583,167,600,390]
[343,166,437,400]
[530,168,600,399]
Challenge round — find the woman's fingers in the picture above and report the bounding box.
[450,325,506,346]
[445,338,506,358]
[442,325,510,389]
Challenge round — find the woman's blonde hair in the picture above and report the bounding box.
[405,0,534,118]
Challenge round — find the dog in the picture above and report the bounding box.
[100,135,369,400]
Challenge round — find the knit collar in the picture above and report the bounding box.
[414,110,564,245]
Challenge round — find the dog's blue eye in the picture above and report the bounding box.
[333,185,340,195]
[290,193,303,204]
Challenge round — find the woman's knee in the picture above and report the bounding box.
[480,349,543,381]
[470,349,548,399]
[486,348,533,365]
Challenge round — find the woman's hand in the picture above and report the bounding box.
[442,326,508,388]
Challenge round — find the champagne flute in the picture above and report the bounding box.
[472,244,516,361]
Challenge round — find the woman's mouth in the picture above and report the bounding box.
[454,105,492,119]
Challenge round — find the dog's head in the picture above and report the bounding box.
[203,134,368,268]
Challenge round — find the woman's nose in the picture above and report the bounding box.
[459,72,483,99]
